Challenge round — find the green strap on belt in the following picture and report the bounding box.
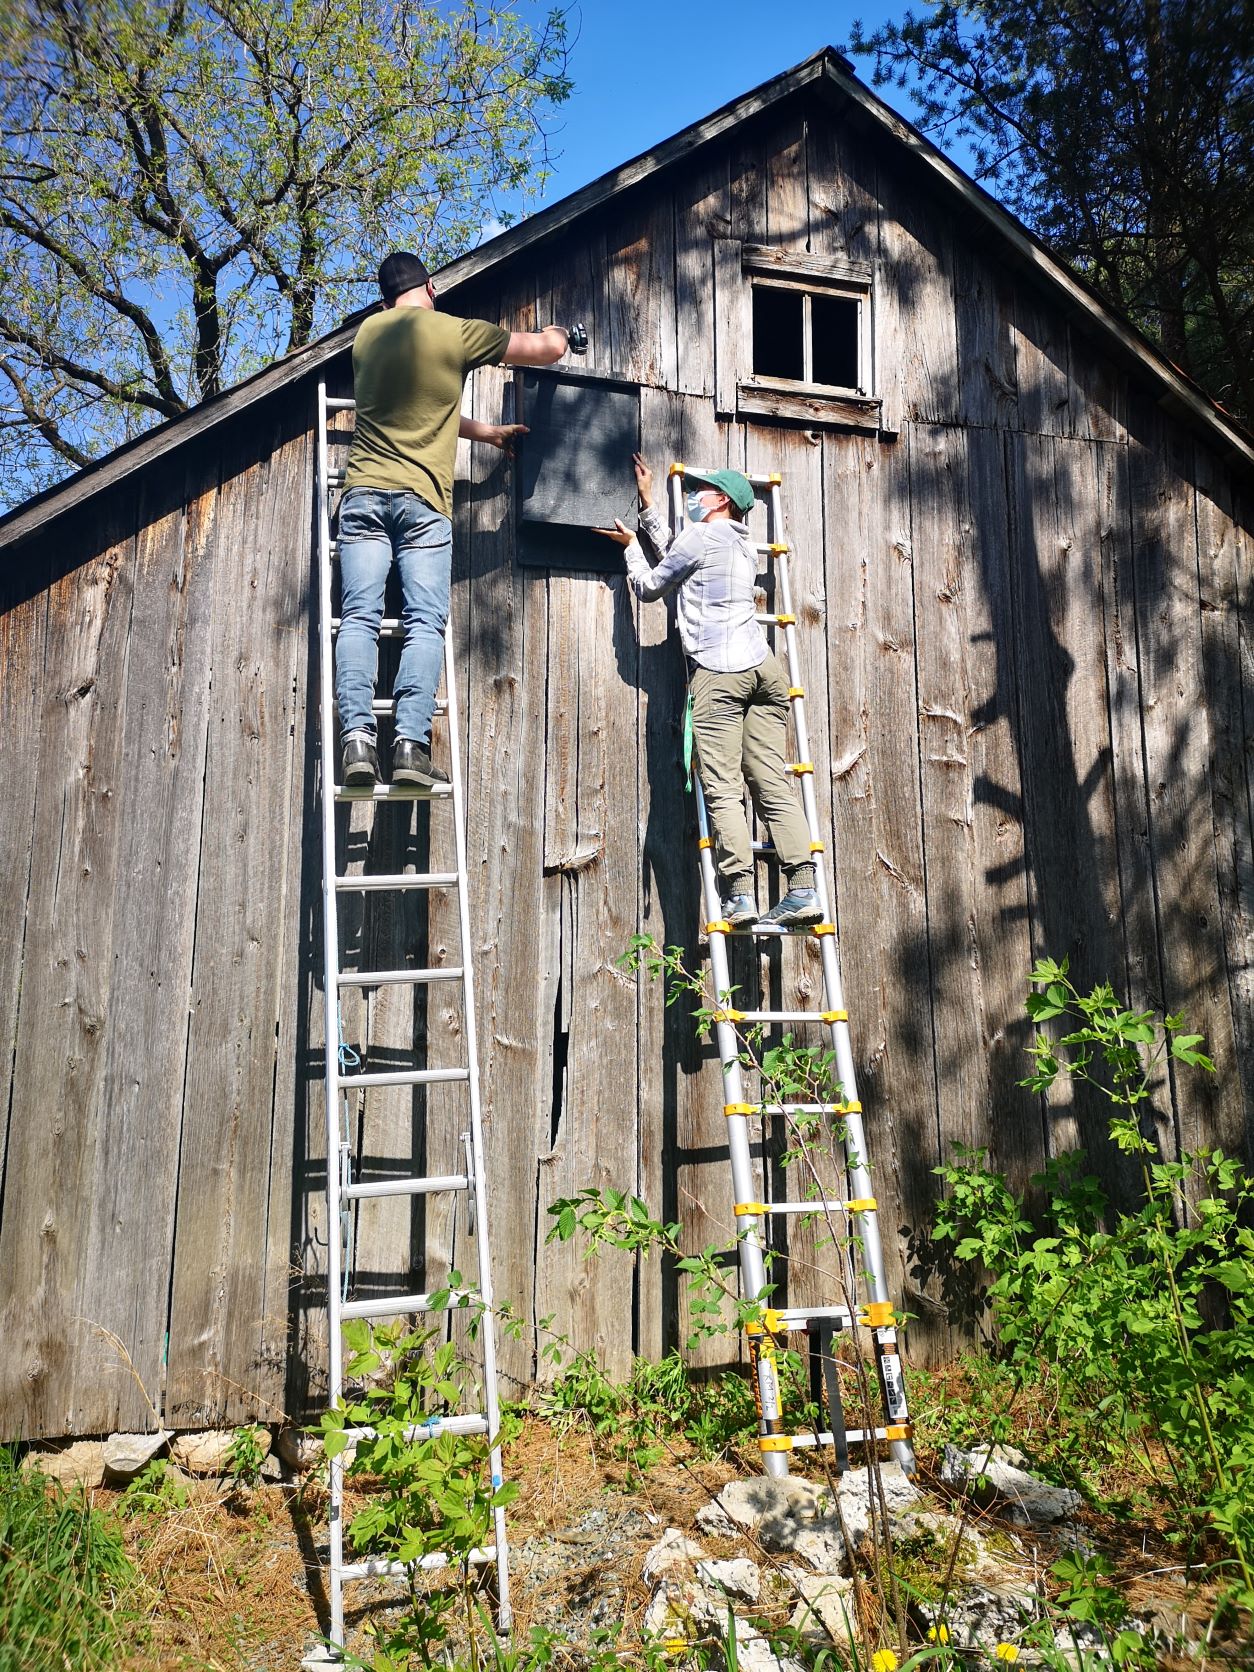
[682,691,694,791]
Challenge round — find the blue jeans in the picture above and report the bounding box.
[335,488,452,748]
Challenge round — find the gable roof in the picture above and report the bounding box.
[2,46,1250,550]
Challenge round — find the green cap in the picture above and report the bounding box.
[690,467,756,516]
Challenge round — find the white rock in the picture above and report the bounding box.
[727,1624,807,1672]
[696,1476,847,1570]
[696,1558,760,1602]
[941,1443,1081,1525]
[642,1527,707,1583]
[642,1579,721,1640]
[22,1439,105,1489]
[790,1573,857,1644]
[924,1582,1040,1651]
[170,1429,238,1475]
[102,1431,170,1479]
[834,1464,922,1543]
[276,1426,324,1471]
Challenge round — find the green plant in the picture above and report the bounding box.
[932,958,1254,1599]
[118,1456,189,1517]
[225,1424,268,1490]
[319,1310,518,1669]
[0,1446,142,1672]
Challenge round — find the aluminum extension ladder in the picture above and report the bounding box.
[667,462,915,1482]
[308,382,511,1662]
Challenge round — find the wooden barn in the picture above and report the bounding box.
[2,48,1251,1446]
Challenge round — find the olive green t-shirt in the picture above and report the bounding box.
[343,308,510,517]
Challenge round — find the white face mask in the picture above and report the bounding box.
[686,491,710,522]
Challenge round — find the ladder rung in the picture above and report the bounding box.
[712,1009,839,1025]
[755,612,796,626]
[341,1546,496,1583]
[753,1199,852,1217]
[340,1287,478,1321]
[350,699,447,717]
[791,1428,897,1450]
[333,782,454,801]
[712,922,819,938]
[334,871,459,892]
[343,1414,488,1443]
[753,1304,856,1332]
[344,1172,469,1200]
[330,617,404,637]
[326,396,356,411]
[338,1066,470,1088]
[336,966,464,988]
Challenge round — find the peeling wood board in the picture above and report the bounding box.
[821,430,932,1356]
[533,568,639,1381]
[0,501,138,1439]
[1093,441,1162,1025]
[75,465,222,1433]
[164,419,308,1424]
[873,156,960,430]
[1004,433,1132,1170]
[1193,449,1254,1156]
[0,579,46,1196]
[1128,417,1243,1162]
[764,111,809,252]
[461,360,556,1392]
[909,424,1039,1241]
[952,245,1017,432]
[674,155,730,400]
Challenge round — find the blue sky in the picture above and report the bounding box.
[512,1,931,215]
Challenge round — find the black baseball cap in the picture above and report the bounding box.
[378,251,431,301]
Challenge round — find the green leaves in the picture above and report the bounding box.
[0,0,572,496]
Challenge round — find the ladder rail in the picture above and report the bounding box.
[313,383,513,1660]
[315,383,349,1647]
[669,464,916,1478]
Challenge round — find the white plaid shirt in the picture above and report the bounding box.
[623,504,768,674]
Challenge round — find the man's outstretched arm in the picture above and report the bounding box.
[502,325,580,366]
[458,417,528,457]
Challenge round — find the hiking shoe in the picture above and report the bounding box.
[758,887,824,928]
[393,738,450,788]
[720,894,759,928]
[341,729,379,785]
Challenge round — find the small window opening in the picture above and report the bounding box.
[752,286,804,381]
[811,295,860,390]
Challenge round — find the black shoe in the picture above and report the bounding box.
[341,730,379,785]
[393,738,450,787]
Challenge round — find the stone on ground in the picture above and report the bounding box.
[642,1527,707,1583]
[103,1430,170,1480]
[696,1557,760,1602]
[21,1439,106,1489]
[695,1476,846,1572]
[941,1442,1081,1525]
[170,1428,239,1475]
[789,1572,857,1645]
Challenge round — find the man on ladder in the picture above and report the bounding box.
[597,453,820,927]
[336,248,585,788]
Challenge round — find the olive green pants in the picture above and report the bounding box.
[690,653,812,894]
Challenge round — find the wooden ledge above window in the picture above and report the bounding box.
[742,245,873,288]
[737,378,886,433]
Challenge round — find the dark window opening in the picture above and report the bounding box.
[811,295,860,390]
[752,286,804,381]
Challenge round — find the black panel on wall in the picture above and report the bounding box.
[516,370,641,571]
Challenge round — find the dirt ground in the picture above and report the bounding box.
[106,1413,1247,1671]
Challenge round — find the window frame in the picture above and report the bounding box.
[736,245,883,432]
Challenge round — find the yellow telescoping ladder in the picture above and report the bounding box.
[307,383,511,1664]
[668,463,915,1481]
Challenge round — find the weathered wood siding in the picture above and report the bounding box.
[2,90,1252,1438]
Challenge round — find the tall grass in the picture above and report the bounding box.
[0,1446,141,1672]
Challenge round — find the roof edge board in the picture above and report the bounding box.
[819,61,1254,472]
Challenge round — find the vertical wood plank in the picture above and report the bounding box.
[674,154,730,399]
[1128,418,1243,1161]
[910,424,1039,1223]
[952,245,1017,431]
[1194,450,1254,1155]
[165,420,308,1424]
[806,105,877,264]
[1012,281,1073,436]
[0,504,138,1439]
[605,195,678,389]
[764,111,809,252]
[0,576,46,1194]
[76,468,222,1432]
[874,157,960,429]
[823,430,934,1356]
